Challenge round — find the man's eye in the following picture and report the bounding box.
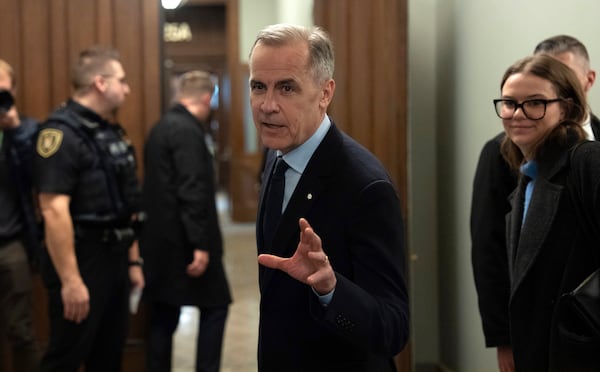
[250,82,264,91]
[503,101,516,109]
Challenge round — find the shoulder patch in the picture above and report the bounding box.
[37,128,64,158]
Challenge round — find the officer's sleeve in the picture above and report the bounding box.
[33,123,80,195]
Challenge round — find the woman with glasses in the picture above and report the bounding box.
[495,54,600,371]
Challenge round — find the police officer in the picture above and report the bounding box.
[33,46,144,372]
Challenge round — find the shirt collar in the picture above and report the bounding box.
[582,114,595,140]
[278,115,331,175]
[66,99,109,126]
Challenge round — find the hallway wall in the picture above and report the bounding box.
[409,0,600,370]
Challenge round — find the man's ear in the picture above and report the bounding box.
[92,75,107,93]
[586,69,596,91]
[202,91,213,106]
[320,79,335,108]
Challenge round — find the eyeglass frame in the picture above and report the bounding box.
[493,98,563,120]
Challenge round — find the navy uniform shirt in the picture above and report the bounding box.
[34,99,139,224]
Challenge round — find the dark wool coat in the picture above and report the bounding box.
[507,140,600,371]
[140,104,231,308]
[471,116,600,348]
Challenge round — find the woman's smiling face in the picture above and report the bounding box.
[501,72,565,159]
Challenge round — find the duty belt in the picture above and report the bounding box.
[75,225,135,244]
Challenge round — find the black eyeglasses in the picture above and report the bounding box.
[493,98,562,120]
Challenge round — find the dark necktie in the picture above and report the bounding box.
[263,156,289,249]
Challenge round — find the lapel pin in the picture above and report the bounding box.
[307,193,313,200]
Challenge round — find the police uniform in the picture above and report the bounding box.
[33,99,142,372]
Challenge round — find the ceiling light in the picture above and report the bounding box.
[161,0,187,10]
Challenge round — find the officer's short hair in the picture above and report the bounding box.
[534,35,591,69]
[71,46,121,91]
[176,70,214,101]
[0,59,16,89]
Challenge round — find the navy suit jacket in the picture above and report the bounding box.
[256,123,409,372]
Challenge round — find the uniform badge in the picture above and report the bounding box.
[37,128,63,158]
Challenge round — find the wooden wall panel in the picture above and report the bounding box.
[50,0,70,104]
[67,0,97,60]
[22,0,51,120]
[0,1,21,99]
[313,0,407,212]
[96,0,114,44]
[141,0,163,137]
[348,0,373,147]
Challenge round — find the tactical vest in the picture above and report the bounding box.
[48,107,141,226]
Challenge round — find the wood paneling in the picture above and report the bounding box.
[225,0,259,222]
[313,0,408,213]
[313,0,410,370]
[0,0,161,370]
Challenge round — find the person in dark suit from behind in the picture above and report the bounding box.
[140,70,232,372]
[249,23,409,372]
[471,35,598,372]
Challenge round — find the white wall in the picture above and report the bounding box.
[409,0,600,370]
[407,0,440,367]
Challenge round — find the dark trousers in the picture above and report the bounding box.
[146,301,228,372]
[40,239,130,372]
[0,238,40,372]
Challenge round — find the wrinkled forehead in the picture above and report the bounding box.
[250,42,311,81]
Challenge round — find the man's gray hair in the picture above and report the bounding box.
[249,23,335,83]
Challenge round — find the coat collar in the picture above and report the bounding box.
[508,149,570,298]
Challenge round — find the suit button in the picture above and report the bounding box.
[335,314,355,333]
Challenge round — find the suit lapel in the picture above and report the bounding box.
[510,154,568,297]
[259,125,341,294]
[510,178,563,295]
[507,178,525,283]
[257,152,277,254]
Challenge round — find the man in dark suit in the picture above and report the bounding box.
[140,70,232,372]
[249,24,409,372]
[471,35,598,372]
